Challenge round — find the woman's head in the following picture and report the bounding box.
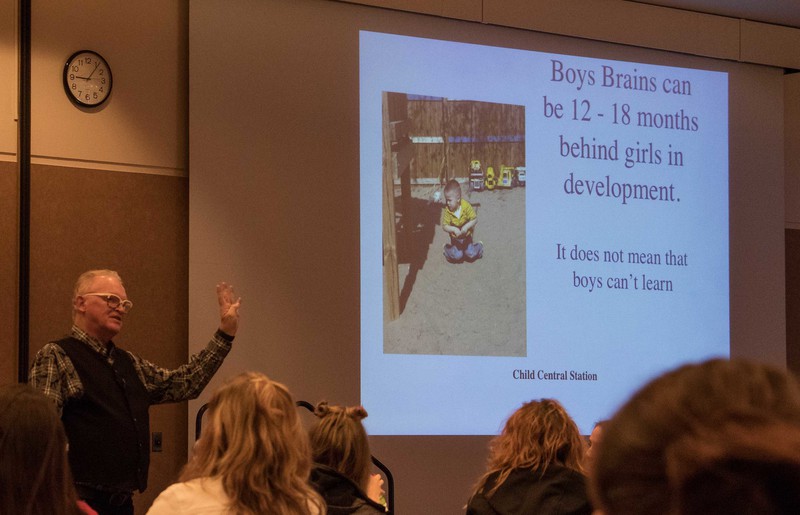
[185,372,322,514]
[493,398,585,472]
[0,383,81,515]
[476,398,585,497]
[308,402,372,490]
[591,358,800,515]
[585,419,608,465]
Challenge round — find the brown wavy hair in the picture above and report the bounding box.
[0,383,82,515]
[181,372,324,515]
[309,402,372,490]
[472,398,586,498]
[591,359,800,515]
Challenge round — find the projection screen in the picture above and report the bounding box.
[189,1,785,512]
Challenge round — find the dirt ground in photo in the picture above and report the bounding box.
[384,185,526,356]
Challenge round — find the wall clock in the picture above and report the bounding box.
[63,50,113,107]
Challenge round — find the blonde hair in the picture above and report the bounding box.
[309,402,372,490]
[181,372,324,515]
[73,269,123,299]
[591,359,800,515]
[473,399,585,498]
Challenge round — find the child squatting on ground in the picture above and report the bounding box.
[442,179,484,263]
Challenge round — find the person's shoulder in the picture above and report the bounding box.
[147,477,228,514]
[499,465,586,494]
[157,477,219,498]
[541,463,587,484]
[539,465,592,508]
[39,341,64,351]
[118,347,139,360]
[40,334,97,356]
[499,466,591,515]
[34,341,68,358]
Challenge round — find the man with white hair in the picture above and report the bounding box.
[30,269,241,515]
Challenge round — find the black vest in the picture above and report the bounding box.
[58,337,151,493]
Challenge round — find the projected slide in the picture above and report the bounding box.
[360,31,729,435]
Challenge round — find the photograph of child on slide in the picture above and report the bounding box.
[381,91,527,357]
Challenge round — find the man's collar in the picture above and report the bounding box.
[70,325,114,357]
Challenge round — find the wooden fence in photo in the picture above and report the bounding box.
[382,93,526,321]
[404,96,525,183]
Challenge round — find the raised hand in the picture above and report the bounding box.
[217,282,241,336]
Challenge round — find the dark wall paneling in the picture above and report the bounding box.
[787,228,800,376]
[0,161,19,384]
[27,164,189,512]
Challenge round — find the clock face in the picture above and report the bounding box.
[63,50,113,107]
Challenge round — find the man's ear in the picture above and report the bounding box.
[73,295,86,314]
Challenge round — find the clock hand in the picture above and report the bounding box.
[86,61,101,80]
[76,76,91,80]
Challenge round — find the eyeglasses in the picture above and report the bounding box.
[82,293,134,313]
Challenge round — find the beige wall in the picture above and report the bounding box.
[1,1,190,513]
[0,0,16,160]
[29,0,188,175]
[0,0,18,385]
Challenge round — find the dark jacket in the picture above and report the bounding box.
[466,464,593,515]
[310,464,385,515]
[58,337,150,493]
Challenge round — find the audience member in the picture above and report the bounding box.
[146,372,325,515]
[30,269,240,515]
[308,402,386,514]
[585,419,607,466]
[590,358,800,515]
[0,383,96,515]
[466,398,592,515]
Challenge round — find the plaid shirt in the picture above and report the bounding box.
[29,325,233,416]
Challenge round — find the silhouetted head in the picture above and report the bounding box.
[591,359,800,515]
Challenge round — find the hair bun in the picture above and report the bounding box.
[314,402,368,420]
[346,405,368,420]
[313,401,331,418]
